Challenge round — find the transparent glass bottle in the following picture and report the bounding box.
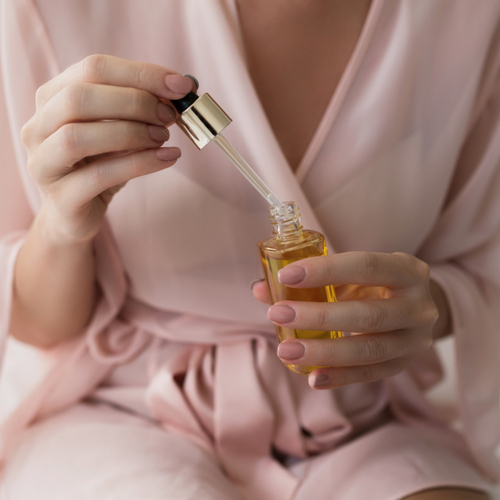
[258,201,343,375]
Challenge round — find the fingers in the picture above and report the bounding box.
[55,147,181,209]
[20,55,194,247]
[307,358,409,390]
[277,251,430,290]
[268,294,438,334]
[35,54,195,110]
[31,83,176,143]
[31,120,170,184]
[276,329,432,368]
[251,279,271,304]
[260,250,437,390]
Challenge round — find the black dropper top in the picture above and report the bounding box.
[170,91,199,114]
[170,74,200,113]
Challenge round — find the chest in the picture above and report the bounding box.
[236,0,372,171]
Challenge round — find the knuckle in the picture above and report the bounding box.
[423,302,440,328]
[359,364,374,383]
[358,252,380,280]
[20,119,34,147]
[80,54,108,81]
[26,157,41,183]
[88,163,105,187]
[393,251,413,263]
[53,188,77,217]
[117,153,147,182]
[325,258,338,285]
[124,153,143,177]
[62,82,89,117]
[412,297,439,330]
[330,369,349,388]
[45,186,64,208]
[360,334,387,363]
[26,156,52,190]
[396,252,430,283]
[120,121,139,143]
[128,87,145,117]
[415,259,430,282]
[58,123,80,156]
[131,61,149,90]
[35,83,49,109]
[313,305,329,331]
[360,302,385,332]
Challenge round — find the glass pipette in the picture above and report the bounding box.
[170,82,283,207]
[213,134,282,207]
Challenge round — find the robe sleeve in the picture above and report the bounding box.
[0,0,149,461]
[0,0,35,365]
[403,38,500,480]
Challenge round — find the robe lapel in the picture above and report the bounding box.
[186,0,385,253]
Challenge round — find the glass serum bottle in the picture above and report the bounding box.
[170,79,342,375]
[258,202,342,375]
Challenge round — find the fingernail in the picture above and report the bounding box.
[148,125,170,143]
[277,342,305,360]
[312,373,330,387]
[156,147,181,161]
[165,74,194,94]
[250,279,265,291]
[268,305,296,323]
[158,102,176,123]
[278,265,306,284]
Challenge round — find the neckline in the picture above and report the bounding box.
[295,0,385,182]
[226,0,385,183]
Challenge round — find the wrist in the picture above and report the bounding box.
[12,209,98,349]
[34,205,96,250]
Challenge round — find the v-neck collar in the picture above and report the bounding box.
[224,0,385,183]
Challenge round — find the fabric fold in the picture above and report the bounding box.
[0,234,25,366]
[429,264,500,480]
[0,221,137,463]
[215,340,299,500]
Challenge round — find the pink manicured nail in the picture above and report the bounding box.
[312,373,330,387]
[165,74,194,94]
[278,265,306,284]
[148,125,170,143]
[158,102,176,123]
[277,342,305,360]
[250,279,265,291]
[268,305,296,323]
[156,147,181,161]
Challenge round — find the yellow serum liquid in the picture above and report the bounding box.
[258,203,342,375]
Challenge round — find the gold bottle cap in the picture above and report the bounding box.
[175,93,232,150]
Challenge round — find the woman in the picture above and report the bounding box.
[0,1,499,499]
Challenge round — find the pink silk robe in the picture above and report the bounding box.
[0,1,500,499]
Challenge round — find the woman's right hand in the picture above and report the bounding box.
[21,54,195,245]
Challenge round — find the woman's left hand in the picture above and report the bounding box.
[252,252,440,390]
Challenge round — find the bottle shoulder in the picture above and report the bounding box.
[258,230,327,258]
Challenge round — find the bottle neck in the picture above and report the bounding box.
[269,202,304,242]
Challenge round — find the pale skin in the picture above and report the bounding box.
[10,56,195,348]
[9,0,490,498]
